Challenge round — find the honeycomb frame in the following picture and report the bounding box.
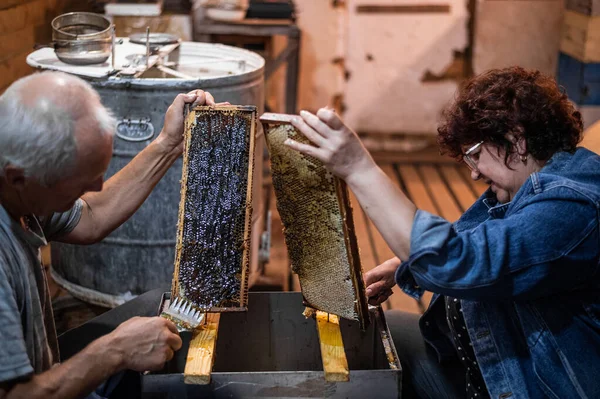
[261,112,370,329]
[171,105,256,312]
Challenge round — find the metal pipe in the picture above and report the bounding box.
[146,26,150,70]
[111,24,116,70]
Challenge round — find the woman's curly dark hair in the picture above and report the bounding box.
[437,66,583,164]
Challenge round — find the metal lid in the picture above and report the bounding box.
[129,33,180,47]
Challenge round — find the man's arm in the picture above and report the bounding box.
[0,316,181,399]
[59,90,215,245]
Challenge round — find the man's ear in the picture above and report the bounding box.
[3,165,26,189]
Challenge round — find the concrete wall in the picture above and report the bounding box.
[293,0,566,135]
[473,0,564,76]
[343,0,468,135]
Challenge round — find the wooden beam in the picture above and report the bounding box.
[0,0,37,11]
[184,313,221,385]
[0,49,34,91]
[0,0,47,35]
[356,5,451,14]
[259,112,295,125]
[396,164,438,214]
[0,25,36,63]
[315,311,349,382]
[458,167,489,197]
[420,165,462,222]
[438,164,477,213]
[379,165,423,313]
[348,189,378,272]
[0,0,89,35]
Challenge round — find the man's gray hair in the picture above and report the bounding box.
[0,72,116,186]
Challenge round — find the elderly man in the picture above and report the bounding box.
[0,71,217,399]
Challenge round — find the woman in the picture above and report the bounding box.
[286,67,600,398]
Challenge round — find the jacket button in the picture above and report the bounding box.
[425,321,430,327]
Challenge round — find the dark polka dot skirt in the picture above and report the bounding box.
[445,296,490,399]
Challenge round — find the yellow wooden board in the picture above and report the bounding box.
[315,311,349,382]
[184,313,221,385]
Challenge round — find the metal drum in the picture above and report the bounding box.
[30,42,265,307]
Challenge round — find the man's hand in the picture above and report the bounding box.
[155,89,230,155]
[286,108,378,183]
[108,316,182,372]
[364,257,401,306]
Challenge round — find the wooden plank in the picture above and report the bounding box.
[396,164,438,214]
[370,145,456,165]
[356,164,417,314]
[0,50,34,91]
[374,165,403,265]
[560,10,600,63]
[184,313,221,385]
[348,190,378,272]
[315,311,349,382]
[0,0,36,11]
[0,0,86,35]
[223,18,293,26]
[419,165,462,222]
[0,25,37,62]
[0,0,47,35]
[356,5,451,14]
[458,166,488,197]
[438,164,477,212]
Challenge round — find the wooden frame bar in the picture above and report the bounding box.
[315,311,349,382]
[184,313,222,385]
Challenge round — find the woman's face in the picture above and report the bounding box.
[464,139,544,204]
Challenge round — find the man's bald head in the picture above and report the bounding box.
[0,71,115,186]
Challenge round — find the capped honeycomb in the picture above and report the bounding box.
[171,106,256,312]
[261,113,369,329]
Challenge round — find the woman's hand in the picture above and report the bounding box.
[364,257,402,306]
[286,108,378,183]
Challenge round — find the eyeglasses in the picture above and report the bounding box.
[463,141,484,172]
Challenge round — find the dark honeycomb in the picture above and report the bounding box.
[264,121,369,328]
[172,106,256,311]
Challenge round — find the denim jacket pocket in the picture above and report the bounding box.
[522,304,592,398]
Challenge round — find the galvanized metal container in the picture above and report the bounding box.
[142,292,402,398]
[51,12,113,65]
[45,42,266,307]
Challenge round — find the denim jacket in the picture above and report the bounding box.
[396,148,600,398]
